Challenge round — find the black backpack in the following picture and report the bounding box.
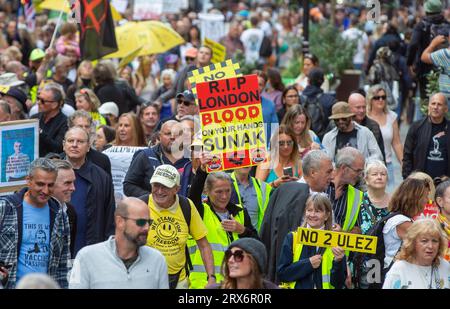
[422,20,450,43]
[353,212,402,289]
[300,93,326,137]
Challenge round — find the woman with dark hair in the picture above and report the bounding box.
[262,68,285,112]
[383,178,431,269]
[281,104,322,159]
[435,179,450,261]
[294,53,329,93]
[211,238,278,289]
[187,25,201,48]
[277,85,300,121]
[94,125,116,151]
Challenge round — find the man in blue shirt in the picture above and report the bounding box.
[0,158,70,289]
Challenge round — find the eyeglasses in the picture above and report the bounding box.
[347,165,363,174]
[177,99,193,106]
[64,139,88,145]
[286,95,299,99]
[185,57,195,61]
[37,97,57,104]
[372,95,386,101]
[225,249,246,263]
[121,216,153,227]
[279,140,294,147]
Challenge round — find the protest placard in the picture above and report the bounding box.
[0,120,39,193]
[196,74,267,172]
[294,227,378,254]
[187,59,241,104]
[203,37,226,64]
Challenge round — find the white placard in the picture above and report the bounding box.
[198,13,225,43]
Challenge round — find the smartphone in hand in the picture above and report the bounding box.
[283,166,293,177]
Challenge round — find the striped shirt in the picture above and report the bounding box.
[430,48,450,98]
[326,183,361,229]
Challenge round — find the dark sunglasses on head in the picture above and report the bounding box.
[225,249,245,262]
[121,216,153,227]
[177,99,193,106]
[373,95,387,101]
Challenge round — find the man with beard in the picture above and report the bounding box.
[139,102,160,145]
[123,120,189,197]
[69,197,169,289]
[322,101,383,162]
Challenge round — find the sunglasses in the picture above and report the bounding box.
[279,140,294,146]
[37,97,57,104]
[121,216,153,227]
[225,249,246,262]
[185,57,195,61]
[373,95,386,101]
[177,99,193,106]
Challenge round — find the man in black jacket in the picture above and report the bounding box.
[123,120,189,197]
[62,127,115,256]
[348,92,386,162]
[406,0,450,99]
[403,92,450,179]
[52,159,78,258]
[67,110,112,176]
[32,83,68,157]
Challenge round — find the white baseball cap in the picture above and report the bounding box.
[98,102,119,118]
[150,165,180,188]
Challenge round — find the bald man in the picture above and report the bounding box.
[403,92,450,178]
[69,197,169,289]
[348,92,386,162]
[123,120,190,197]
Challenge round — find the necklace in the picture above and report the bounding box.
[367,192,388,207]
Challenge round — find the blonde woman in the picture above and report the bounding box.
[113,112,146,147]
[383,219,450,289]
[255,125,302,188]
[75,88,107,129]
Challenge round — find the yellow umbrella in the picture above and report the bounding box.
[105,21,185,59]
[39,0,70,13]
[39,0,122,20]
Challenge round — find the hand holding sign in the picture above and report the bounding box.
[310,255,322,269]
[331,247,345,262]
[199,151,214,172]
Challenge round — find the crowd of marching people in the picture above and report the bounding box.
[0,0,450,290]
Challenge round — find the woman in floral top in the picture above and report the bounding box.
[435,179,450,261]
[360,160,390,235]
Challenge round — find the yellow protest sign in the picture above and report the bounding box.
[187,59,241,103]
[295,227,377,254]
[203,37,226,64]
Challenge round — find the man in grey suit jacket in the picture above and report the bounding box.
[260,150,334,283]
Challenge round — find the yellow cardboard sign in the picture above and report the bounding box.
[187,59,241,103]
[295,227,377,254]
[203,37,226,64]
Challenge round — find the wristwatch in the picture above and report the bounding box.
[207,274,216,280]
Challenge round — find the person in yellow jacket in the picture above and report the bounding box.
[278,193,346,289]
[142,165,216,289]
[187,153,259,289]
[230,167,271,232]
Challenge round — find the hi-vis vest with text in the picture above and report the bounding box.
[342,185,363,232]
[188,203,245,289]
[280,229,334,289]
[230,172,271,231]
